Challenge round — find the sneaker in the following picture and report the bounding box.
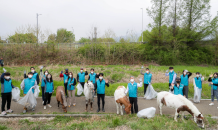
[1,111,7,115]
[68,105,71,108]
[23,110,27,114]
[42,101,44,105]
[6,109,13,113]
[96,108,100,113]
[209,103,214,106]
[47,104,52,108]
[73,104,76,106]
[44,106,46,110]
[102,108,105,112]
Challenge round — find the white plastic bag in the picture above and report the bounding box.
[12,87,20,102]
[144,84,157,99]
[17,87,37,108]
[193,79,202,103]
[76,83,83,96]
[34,85,40,98]
[137,107,156,119]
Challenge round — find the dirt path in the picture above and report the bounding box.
[3,97,218,116]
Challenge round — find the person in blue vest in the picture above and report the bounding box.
[172,77,184,95]
[67,72,77,107]
[180,70,192,98]
[40,66,48,105]
[20,72,38,113]
[24,67,39,85]
[208,72,218,108]
[140,67,152,94]
[165,67,177,93]
[94,73,109,112]
[193,72,204,103]
[125,76,142,114]
[1,71,15,115]
[59,68,69,97]
[77,68,88,88]
[43,73,54,110]
[88,68,99,84]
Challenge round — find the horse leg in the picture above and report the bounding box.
[85,100,88,112]
[159,103,163,115]
[174,108,178,122]
[58,101,60,108]
[116,102,119,115]
[90,101,93,111]
[120,104,123,115]
[181,111,185,122]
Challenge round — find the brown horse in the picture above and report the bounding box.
[56,86,67,113]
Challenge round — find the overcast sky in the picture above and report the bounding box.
[0,0,218,41]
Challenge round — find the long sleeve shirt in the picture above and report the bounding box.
[125,81,143,94]
[165,72,177,84]
[1,73,15,88]
[20,79,38,90]
[208,77,218,86]
[88,73,100,80]
[140,70,152,83]
[77,71,88,82]
[24,71,40,85]
[94,80,109,91]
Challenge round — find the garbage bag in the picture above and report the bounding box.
[144,84,157,99]
[34,85,40,98]
[17,87,37,108]
[76,83,83,96]
[193,79,202,103]
[137,107,156,119]
[12,87,20,102]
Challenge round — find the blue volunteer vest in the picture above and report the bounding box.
[128,82,138,98]
[194,77,202,89]
[169,71,176,83]
[41,75,46,87]
[144,73,152,84]
[1,79,12,93]
[24,78,35,94]
[89,73,96,83]
[67,78,75,90]
[174,84,184,95]
[63,74,68,83]
[212,78,218,90]
[45,80,53,93]
[97,79,106,94]
[180,74,189,86]
[32,73,38,81]
[78,72,85,82]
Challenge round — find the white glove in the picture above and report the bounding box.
[139,78,142,82]
[166,70,169,73]
[24,70,26,74]
[40,66,43,69]
[185,70,188,72]
[149,82,151,85]
[200,74,202,78]
[3,68,6,72]
[141,66,144,69]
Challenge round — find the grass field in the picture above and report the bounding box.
[0,65,217,98]
[0,114,217,130]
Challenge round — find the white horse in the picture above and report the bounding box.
[157,91,204,128]
[114,86,131,115]
[84,81,94,112]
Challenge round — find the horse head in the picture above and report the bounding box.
[124,104,132,114]
[194,114,204,128]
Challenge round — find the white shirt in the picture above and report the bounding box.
[125,81,143,95]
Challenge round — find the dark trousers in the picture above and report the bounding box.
[129,97,138,114]
[64,83,68,96]
[1,93,12,112]
[44,92,52,105]
[183,86,189,98]
[41,87,45,101]
[80,82,85,88]
[144,84,149,94]
[97,94,105,109]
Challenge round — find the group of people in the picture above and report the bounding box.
[0,65,218,115]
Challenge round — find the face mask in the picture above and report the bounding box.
[28,75,33,78]
[176,81,180,83]
[31,70,35,73]
[45,73,48,75]
[5,76,10,79]
[196,75,199,77]
[69,75,72,77]
[170,70,173,72]
[183,72,186,75]
[99,77,103,80]
[47,75,51,78]
[91,71,93,74]
[146,71,149,73]
[130,79,134,82]
[80,70,83,72]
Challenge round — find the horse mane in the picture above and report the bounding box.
[177,95,201,116]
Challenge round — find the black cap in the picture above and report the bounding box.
[169,67,173,69]
[176,77,181,81]
[99,73,104,76]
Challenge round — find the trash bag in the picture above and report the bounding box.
[137,107,156,119]
[17,87,37,108]
[34,85,40,98]
[144,84,157,99]
[76,83,83,96]
[12,87,20,102]
[193,79,202,103]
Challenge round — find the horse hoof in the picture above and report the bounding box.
[85,110,87,112]
[90,108,93,111]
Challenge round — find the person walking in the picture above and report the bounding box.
[208,72,218,108]
[180,70,192,98]
[165,67,177,93]
[94,73,109,112]
[140,67,152,94]
[77,68,88,88]
[125,76,143,114]
[67,72,77,107]
[43,73,54,110]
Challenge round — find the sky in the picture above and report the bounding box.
[0,0,218,42]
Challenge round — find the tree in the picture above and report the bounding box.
[8,33,37,43]
[78,37,91,43]
[119,37,126,43]
[47,34,56,43]
[56,28,75,43]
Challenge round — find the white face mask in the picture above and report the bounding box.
[183,72,186,75]
[31,70,35,73]
[130,79,134,83]
[99,77,103,80]
[170,70,173,72]
[5,76,10,79]
[146,71,149,73]
[91,71,94,74]
[47,75,51,78]
[196,75,199,77]
[45,73,48,75]
[28,75,33,78]
[80,70,83,72]
[69,75,72,77]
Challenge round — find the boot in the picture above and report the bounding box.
[102,107,105,112]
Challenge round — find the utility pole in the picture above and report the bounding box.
[141,8,143,43]
[37,13,42,44]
